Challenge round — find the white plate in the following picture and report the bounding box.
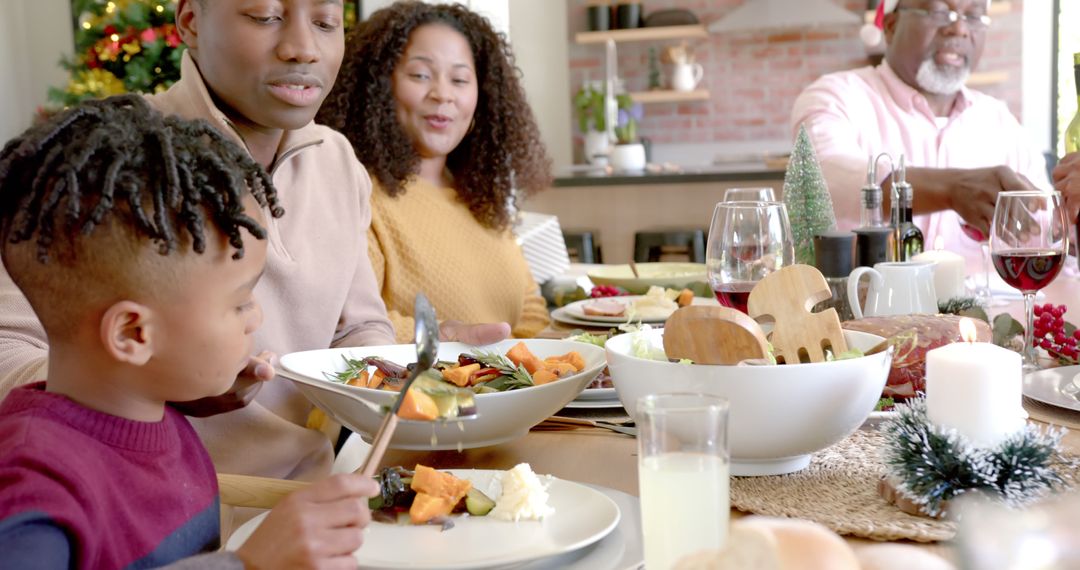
[563,398,626,410]
[562,296,675,324]
[551,306,620,328]
[555,297,719,326]
[576,387,617,401]
[225,470,623,570]
[1024,365,1080,414]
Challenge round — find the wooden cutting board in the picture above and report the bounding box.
[747,264,847,364]
[663,305,770,365]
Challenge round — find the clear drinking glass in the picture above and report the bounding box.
[706,201,795,313]
[989,191,1068,371]
[722,187,776,202]
[638,393,730,570]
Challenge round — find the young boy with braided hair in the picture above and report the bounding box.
[0,95,378,570]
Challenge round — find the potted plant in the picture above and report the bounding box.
[573,82,611,164]
[611,96,645,172]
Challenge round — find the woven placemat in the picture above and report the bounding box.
[1024,397,1080,430]
[730,430,956,542]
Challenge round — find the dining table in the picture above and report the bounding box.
[377,268,1080,566]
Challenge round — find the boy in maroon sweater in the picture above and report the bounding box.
[0,96,378,569]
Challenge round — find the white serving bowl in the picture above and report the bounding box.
[588,262,706,295]
[280,339,605,450]
[605,329,890,476]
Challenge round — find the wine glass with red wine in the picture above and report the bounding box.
[990,191,1069,370]
[706,201,794,313]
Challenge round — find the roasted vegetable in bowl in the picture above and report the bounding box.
[327,341,587,394]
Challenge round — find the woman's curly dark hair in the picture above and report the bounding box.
[317,1,552,231]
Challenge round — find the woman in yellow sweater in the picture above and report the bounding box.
[318,1,552,342]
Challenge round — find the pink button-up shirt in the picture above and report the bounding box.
[791,62,1050,273]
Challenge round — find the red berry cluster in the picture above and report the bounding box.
[1033,303,1080,362]
[590,285,628,298]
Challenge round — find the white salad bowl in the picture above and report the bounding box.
[605,328,891,476]
[280,339,606,450]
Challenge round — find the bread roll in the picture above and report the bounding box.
[675,523,782,570]
[855,544,956,570]
[675,517,859,570]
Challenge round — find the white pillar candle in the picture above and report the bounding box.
[925,319,1026,448]
[912,236,967,303]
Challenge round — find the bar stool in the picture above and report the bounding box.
[633,230,706,263]
[562,231,602,264]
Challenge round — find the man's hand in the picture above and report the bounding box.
[1053,152,1080,227]
[922,165,1040,238]
[439,320,512,345]
[235,473,379,570]
[169,350,276,417]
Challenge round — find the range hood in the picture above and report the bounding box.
[708,0,860,33]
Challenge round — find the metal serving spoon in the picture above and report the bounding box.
[357,293,444,477]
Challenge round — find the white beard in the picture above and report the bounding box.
[914,57,971,95]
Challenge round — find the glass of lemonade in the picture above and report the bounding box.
[637,393,730,570]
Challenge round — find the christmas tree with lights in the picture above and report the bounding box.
[48,0,184,107]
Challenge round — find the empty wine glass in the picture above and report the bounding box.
[706,201,795,313]
[960,220,1008,308]
[990,191,1069,371]
[723,187,776,203]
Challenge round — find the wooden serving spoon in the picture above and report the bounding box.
[747,264,848,364]
[663,305,770,365]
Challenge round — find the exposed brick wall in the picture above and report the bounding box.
[567,0,1025,147]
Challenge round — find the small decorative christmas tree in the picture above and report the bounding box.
[49,0,185,108]
[783,124,837,264]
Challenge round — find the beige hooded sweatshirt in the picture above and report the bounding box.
[0,53,396,481]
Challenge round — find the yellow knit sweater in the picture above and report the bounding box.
[368,177,551,343]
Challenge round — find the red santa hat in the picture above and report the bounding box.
[861,0,990,47]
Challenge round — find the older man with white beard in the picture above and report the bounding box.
[790,0,1073,274]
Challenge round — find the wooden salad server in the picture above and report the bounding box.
[663,305,770,365]
[747,264,847,364]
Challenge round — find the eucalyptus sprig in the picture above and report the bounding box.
[466,349,534,391]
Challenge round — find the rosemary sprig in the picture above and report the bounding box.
[466,349,534,391]
[324,355,369,385]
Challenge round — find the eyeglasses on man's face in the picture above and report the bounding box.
[897,7,992,30]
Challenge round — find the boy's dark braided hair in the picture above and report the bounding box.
[0,94,284,263]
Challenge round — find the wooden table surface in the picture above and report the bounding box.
[382,274,1080,562]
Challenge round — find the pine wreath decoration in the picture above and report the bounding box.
[880,399,1076,518]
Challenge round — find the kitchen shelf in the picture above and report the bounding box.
[862,1,1011,23]
[630,89,711,104]
[575,24,707,45]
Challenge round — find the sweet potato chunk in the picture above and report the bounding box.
[543,351,585,372]
[396,388,439,421]
[506,342,544,374]
[442,363,480,387]
[409,493,455,524]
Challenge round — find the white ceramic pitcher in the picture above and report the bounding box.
[671,62,704,92]
[846,261,938,319]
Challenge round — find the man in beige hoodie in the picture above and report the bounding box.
[0,0,509,483]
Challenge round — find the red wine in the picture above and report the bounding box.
[991,250,1065,292]
[960,223,986,243]
[714,282,755,313]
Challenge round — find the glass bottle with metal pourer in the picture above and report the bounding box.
[891,155,923,261]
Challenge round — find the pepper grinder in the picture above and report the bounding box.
[812,231,857,322]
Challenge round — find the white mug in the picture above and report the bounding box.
[847,261,938,319]
[671,63,704,92]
